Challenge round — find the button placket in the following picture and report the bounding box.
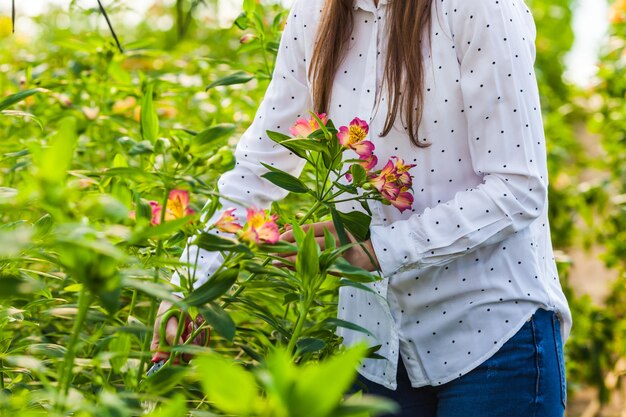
[356,9,379,125]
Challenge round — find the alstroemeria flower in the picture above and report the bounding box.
[151,190,195,225]
[150,201,162,225]
[369,160,397,193]
[389,191,414,213]
[289,112,328,137]
[392,157,416,189]
[368,157,416,213]
[360,153,378,172]
[337,117,372,157]
[213,208,243,234]
[240,207,280,244]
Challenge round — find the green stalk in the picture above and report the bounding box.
[286,293,314,355]
[1,360,5,390]
[259,34,273,78]
[60,285,92,396]
[297,199,323,224]
[137,188,171,384]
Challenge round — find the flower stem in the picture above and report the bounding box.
[286,293,314,355]
[298,199,323,224]
[137,187,171,384]
[60,285,91,396]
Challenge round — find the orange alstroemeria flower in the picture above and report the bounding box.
[213,208,243,234]
[240,207,280,244]
[150,190,195,225]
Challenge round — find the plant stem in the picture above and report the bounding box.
[286,293,314,355]
[137,188,171,384]
[259,34,273,78]
[96,0,124,53]
[298,199,323,224]
[60,285,91,396]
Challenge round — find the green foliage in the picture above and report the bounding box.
[0,0,625,414]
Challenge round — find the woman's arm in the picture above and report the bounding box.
[171,0,311,291]
[369,0,548,277]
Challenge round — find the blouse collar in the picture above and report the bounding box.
[353,0,389,12]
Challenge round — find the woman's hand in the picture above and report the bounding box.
[277,220,380,271]
[150,299,210,364]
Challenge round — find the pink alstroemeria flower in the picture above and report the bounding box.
[369,160,397,193]
[337,117,373,158]
[213,208,243,234]
[150,190,195,225]
[240,207,280,244]
[389,191,414,213]
[392,157,416,189]
[367,157,416,213]
[289,113,328,137]
[359,153,379,172]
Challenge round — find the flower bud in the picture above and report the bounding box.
[240,33,257,44]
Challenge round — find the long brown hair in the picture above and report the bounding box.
[309,0,433,147]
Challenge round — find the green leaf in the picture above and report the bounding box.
[129,216,196,244]
[199,302,236,342]
[329,257,379,283]
[141,83,159,143]
[266,130,307,159]
[242,0,255,14]
[195,355,259,415]
[39,117,77,184]
[337,278,376,294]
[296,227,319,284]
[109,333,131,374]
[293,344,369,417]
[0,110,44,130]
[330,207,350,246]
[144,394,187,417]
[350,164,367,185]
[261,171,310,194]
[0,274,43,299]
[0,88,45,111]
[335,392,400,416]
[141,366,188,395]
[184,268,239,306]
[128,140,154,156]
[234,12,249,30]
[191,124,236,151]
[322,318,374,338]
[323,227,337,251]
[296,338,326,355]
[206,71,254,90]
[193,232,252,255]
[337,210,372,241]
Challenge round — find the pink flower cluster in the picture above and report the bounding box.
[213,207,280,245]
[369,157,416,212]
[288,114,415,213]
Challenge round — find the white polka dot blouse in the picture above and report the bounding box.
[171,0,573,389]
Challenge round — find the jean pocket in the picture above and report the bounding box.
[551,313,567,408]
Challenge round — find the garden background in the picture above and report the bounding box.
[0,0,625,416]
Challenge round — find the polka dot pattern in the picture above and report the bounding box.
[171,0,572,391]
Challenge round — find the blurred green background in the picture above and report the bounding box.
[1,0,626,416]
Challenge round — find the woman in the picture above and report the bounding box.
[152,0,572,415]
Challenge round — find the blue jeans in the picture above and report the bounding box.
[353,308,567,417]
